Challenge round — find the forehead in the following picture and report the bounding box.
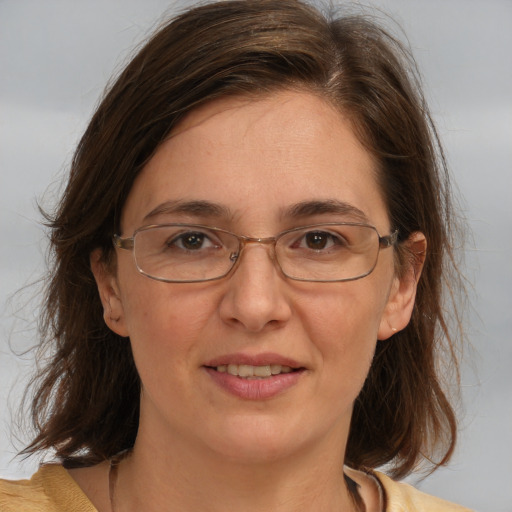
[121,90,388,233]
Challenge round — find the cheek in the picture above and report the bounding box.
[300,283,386,346]
[298,285,387,391]
[119,281,218,369]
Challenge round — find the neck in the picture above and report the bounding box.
[113,430,357,512]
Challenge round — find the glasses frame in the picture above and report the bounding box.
[113,222,399,283]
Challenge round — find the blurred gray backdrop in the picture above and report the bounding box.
[1,1,511,511]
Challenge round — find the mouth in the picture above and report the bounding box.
[209,364,299,379]
[203,357,305,399]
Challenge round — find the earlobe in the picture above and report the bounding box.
[90,249,129,337]
[377,232,426,340]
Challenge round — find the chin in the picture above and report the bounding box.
[201,414,320,465]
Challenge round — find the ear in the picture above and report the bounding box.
[90,248,129,337]
[377,232,426,340]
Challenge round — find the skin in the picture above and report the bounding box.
[79,90,424,512]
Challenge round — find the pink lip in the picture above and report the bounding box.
[204,367,305,400]
[204,352,303,368]
[203,352,306,400]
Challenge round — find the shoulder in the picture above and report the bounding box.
[374,471,474,512]
[0,464,97,512]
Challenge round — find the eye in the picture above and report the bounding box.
[169,231,219,251]
[297,230,346,251]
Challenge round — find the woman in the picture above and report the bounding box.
[0,0,471,510]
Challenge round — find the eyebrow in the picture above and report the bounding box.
[282,199,370,223]
[143,198,369,224]
[143,200,233,222]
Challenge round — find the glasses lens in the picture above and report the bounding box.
[133,225,239,282]
[129,223,383,283]
[276,224,380,281]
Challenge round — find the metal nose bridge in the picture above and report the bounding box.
[229,235,279,264]
[240,235,278,245]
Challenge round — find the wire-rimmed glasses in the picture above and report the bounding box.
[113,223,398,283]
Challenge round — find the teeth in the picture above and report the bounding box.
[270,364,281,375]
[217,364,294,378]
[254,365,272,377]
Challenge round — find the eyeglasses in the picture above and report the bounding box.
[113,223,398,283]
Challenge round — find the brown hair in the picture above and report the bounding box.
[22,0,465,478]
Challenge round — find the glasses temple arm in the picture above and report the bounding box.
[378,229,399,248]
[113,234,134,250]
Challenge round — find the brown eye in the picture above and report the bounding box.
[304,232,330,250]
[169,231,216,251]
[181,232,206,250]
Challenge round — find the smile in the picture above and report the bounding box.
[204,357,304,400]
[215,364,295,378]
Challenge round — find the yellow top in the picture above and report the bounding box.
[0,465,474,511]
[0,465,95,511]
[376,472,473,512]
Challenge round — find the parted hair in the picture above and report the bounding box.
[23,0,465,478]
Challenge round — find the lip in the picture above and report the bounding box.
[203,352,306,400]
[204,352,303,368]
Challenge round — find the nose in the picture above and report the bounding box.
[218,243,292,333]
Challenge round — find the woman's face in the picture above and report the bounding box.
[94,91,418,463]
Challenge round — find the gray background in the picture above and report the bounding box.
[1,1,511,511]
